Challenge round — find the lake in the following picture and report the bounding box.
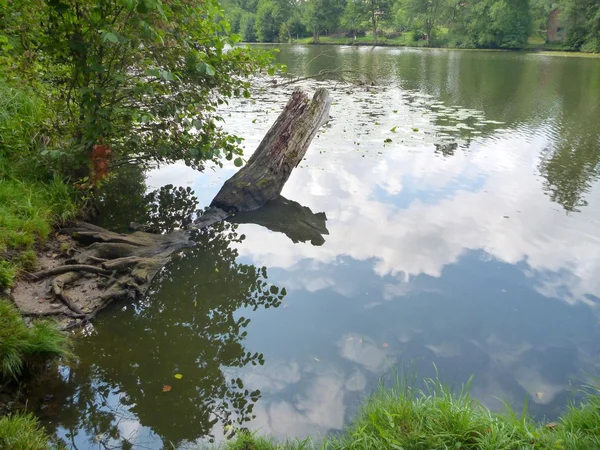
[34,45,600,449]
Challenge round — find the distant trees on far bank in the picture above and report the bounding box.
[222,0,600,52]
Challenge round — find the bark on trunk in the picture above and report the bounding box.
[210,88,331,213]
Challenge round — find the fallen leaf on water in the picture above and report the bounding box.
[162,385,172,392]
[390,126,397,132]
[536,391,545,399]
[381,343,389,348]
[174,374,183,380]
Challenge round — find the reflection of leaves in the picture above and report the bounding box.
[40,222,285,447]
[95,165,199,233]
[145,184,198,232]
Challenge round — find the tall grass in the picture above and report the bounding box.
[0,176,78,288]
[0,76,79,288]
[0,412,62,450]
[0,80,50,180]
[218,377,600,450]
[0,300,72,379]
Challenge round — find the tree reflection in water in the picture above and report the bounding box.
[39,221,285,448]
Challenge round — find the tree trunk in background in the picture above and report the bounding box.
[371,0,377,45]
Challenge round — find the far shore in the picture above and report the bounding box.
[246,39,600,58]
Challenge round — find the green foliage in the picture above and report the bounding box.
[255,0,286,42]
[0,300,72,379]
[0,261,15,289]
[0,413,60,450]
[0,0,275,174]
[219,0,600,51]
[0,176,78,288]
[562,0,600,52]
[0,79,52,179]
[241,13,259,41]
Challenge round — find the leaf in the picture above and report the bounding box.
[393,110,398,113]
[233,157,244,167]
[103,32,119,43]
[412,128,419,132]
[536,391,545,399]
[390,126,397,132]
[196,62,215,76]
[252,118,257,124]
[174,374,183,380]
[162,385,172,392]
[384,138,393,143]
[160,70,174,81]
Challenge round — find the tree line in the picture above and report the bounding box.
[222,0,600,51]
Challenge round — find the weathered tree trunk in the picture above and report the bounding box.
[211,88,330,213]
[11,89,331,329]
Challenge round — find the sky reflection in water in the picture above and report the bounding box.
[46,47,600,448]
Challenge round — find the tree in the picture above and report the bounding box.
[402,0,448,44]
[342,0,368,39]
[561,0,600,52]
[255,0,285,42]
[0,0,274,178]
[367,0,394,44]
[304,0,345,42]
[241,12,258,41]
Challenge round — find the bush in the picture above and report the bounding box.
[0,300,71,379]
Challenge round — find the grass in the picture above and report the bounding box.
[0,299,72,379]
[216,377,600,450]
[0,78,79,289]
[0,176,78,288]
[0,412,63,450]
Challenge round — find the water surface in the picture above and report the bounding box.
[37,46,600,449]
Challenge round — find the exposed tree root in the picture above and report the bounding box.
[28,265,112,281]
